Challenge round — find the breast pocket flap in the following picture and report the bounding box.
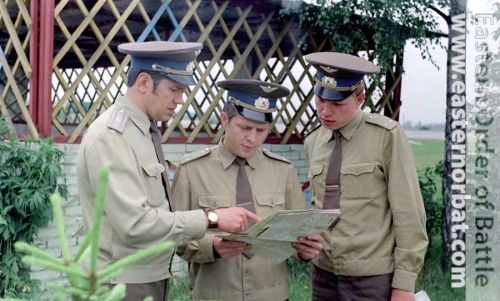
[308,165,324,178]
[198,195,232,209]
[142,163,165,178]
[255,194,285,208]
[341,163,375,176]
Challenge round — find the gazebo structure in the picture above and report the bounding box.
[0,0,404,144]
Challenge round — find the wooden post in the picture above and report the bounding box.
[38,0,55,137]
[29,0,39,127]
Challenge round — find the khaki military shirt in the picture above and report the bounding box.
[172,141,307,301]
[304,109,428,292]
[76,95,207,284]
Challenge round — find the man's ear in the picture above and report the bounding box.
[221,112,229,129]
[135,72,151,93]
[355,92,366,107]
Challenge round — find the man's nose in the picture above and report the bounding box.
[321,103,333,116]
[247,129,257,142]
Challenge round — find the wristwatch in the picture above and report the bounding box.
[204,209,218,229]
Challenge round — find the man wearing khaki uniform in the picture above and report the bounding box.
[77,42,259,301]
[173,79,324,301]
[303,53,428,301]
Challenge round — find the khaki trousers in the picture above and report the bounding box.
[108,278,169,301]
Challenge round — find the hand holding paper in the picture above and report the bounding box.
[219,209,340,264]
[292,233,324,261]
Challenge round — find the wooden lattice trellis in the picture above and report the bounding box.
[0,0,36,137]
[0,0,404,144]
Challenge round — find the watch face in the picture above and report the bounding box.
[208,211,218,222]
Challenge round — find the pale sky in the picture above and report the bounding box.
[400,0,498,124]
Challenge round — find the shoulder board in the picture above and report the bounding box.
[107,108,130,133]
[365,113,398,131]
[179,147,211,165]
[304,124,322,139]
[262,148,291,164]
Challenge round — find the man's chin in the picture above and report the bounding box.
[322,123,338,130]
[157,115,172,122]
[238,148,256,158]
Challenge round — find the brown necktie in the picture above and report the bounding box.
[323,130,342,210]
[150,121,173,211]
[235,157,255,259]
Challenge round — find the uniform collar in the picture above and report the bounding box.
[327,109,364,141]
[115,95,151,135]
[217,137,260,170]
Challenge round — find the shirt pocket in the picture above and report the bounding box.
[340,162,376,200]
[308,165,325,208]
[198,195,232,209]
[141,163,166,207]
[255,193,285,218]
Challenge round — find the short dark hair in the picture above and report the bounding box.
[126,67,165,91]
[354,81,365,96]
[222,102,239,122]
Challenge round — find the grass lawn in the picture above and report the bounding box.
[409,138,444,170]
[168,138,459,300]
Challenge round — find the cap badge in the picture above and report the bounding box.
[255,97,270,109]
[322,76,337,88]
[259,85,278,93]
[320,66,338,73]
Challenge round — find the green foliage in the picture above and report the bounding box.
[415,236,465,301]
[167,277,190,301]
[280,0,442,73]
[2,167,175,301]
[418,161,444,244]
[0,117,68,298]
[287,259,312,300]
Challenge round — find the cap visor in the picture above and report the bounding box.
[233,104,272,123]
[314,84,354,101]
[164,73,197,86]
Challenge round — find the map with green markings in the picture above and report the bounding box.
[219,209,341,264]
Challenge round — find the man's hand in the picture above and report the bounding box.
[391,288,415,301]
[291,233,324,261]
[213,237,251,260]
[215,207,261,233]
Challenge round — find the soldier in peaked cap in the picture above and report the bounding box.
[172,79,324,301]
[303,52,428,301]
[77,41,260,301]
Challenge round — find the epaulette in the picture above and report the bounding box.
[262,148,291,164]
[107,108,129,133]
[304,124,322,139]
[365,113,398,131]
[179,147,211,165]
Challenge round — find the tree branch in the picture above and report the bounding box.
[429,5,451,24]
